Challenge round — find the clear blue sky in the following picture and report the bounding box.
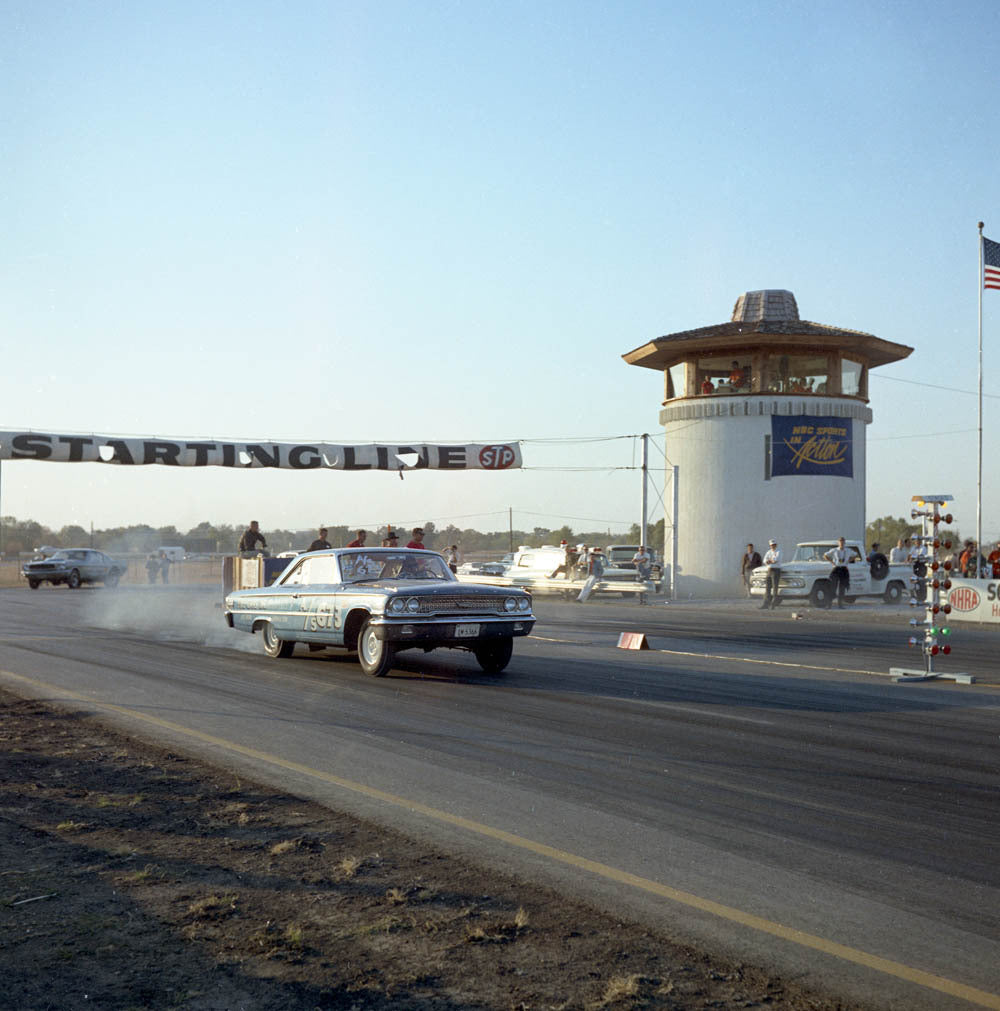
[3,0,998,541]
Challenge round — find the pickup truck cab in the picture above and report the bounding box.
[749,540,911,607]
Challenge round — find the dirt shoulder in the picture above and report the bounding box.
[0,687,868,1010]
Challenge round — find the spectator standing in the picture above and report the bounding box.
[575,545,589,579]
[381,530,399,547]
[761,539,782,610]
[728,360,745,387]
[238,521,267,557]
[346,530,366,548]
[145,553,159,584]
[632,545,652,605]
[632,545,652,581]
[824,536,851,608]
[308,527,331,551]
[406,527,426,549]
[889,538,908,563]
[740,543,762,597]
[443,545,460,573]
[988,542,1000,578]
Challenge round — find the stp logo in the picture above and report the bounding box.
[949,586,980,612]
[479,444,517,470]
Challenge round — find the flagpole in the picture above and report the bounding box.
[977,221,984,576]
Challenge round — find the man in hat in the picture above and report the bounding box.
[761,538,782,609]
[406,527,426,549]
[382,529,400,547]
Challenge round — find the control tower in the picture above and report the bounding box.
[623,290,913,596]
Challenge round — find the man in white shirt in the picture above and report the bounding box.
[761,539,782,609]
[889,538,907,563]
[824,535,851,608]
[631,545,652,581]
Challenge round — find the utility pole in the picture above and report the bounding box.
[639,433,648,549]
[508,507,513,553]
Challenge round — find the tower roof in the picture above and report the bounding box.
[623,290,913,370]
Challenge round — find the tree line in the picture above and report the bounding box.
[0,516,664,558]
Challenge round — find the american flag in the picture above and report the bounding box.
[985,236,1000,290]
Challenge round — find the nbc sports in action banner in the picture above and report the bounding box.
[771,415,852,478]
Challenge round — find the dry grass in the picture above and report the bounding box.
[337,855,362,878]
[594,973,642,1006]
[187,894,238,917]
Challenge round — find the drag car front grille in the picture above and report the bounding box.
[417,595,506,615]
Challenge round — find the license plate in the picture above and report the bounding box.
[454,623,480,638]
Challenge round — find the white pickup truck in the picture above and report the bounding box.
[749,540,912,607]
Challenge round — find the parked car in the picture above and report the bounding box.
[22,549,127,589]
[605,545,664,591]
[456,558,508,577]
[224,548,534,676]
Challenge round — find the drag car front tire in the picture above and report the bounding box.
[358,619,394,677]
[67,569,81,589]
[474,636,513,675]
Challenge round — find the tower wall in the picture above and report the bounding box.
[662,396,869,596]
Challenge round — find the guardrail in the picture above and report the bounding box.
[455,572,655,597]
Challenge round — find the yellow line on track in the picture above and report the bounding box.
[2,666,998,1009]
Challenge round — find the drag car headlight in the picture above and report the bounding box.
[504,597,518,612]
[388,597,406,614]
[406,597,420,613]
[517,597,530,611]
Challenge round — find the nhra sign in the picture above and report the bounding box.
[771,415,852,478]
[946,578,1000,624]
[0,430,522,472]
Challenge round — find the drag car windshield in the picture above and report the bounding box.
[341,551,453,583]
[47,550,88,561]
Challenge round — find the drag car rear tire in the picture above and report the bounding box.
[358,619,394,677]
[474,636,513,675]
[105,571,120,588]
[261,622,294,658]
[67,569,81,589]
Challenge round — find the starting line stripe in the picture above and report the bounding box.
[2,667,998,1010]
[531,635,885,676]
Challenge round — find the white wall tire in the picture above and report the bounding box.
[261,622,294,658]
[358,619,394,677]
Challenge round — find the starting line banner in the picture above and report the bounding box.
[0,431,522,472]
[944,577,1000,624]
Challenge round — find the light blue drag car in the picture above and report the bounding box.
[224,548,534,676]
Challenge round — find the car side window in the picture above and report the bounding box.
[282,560,306,586]
[303,556,338,584]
